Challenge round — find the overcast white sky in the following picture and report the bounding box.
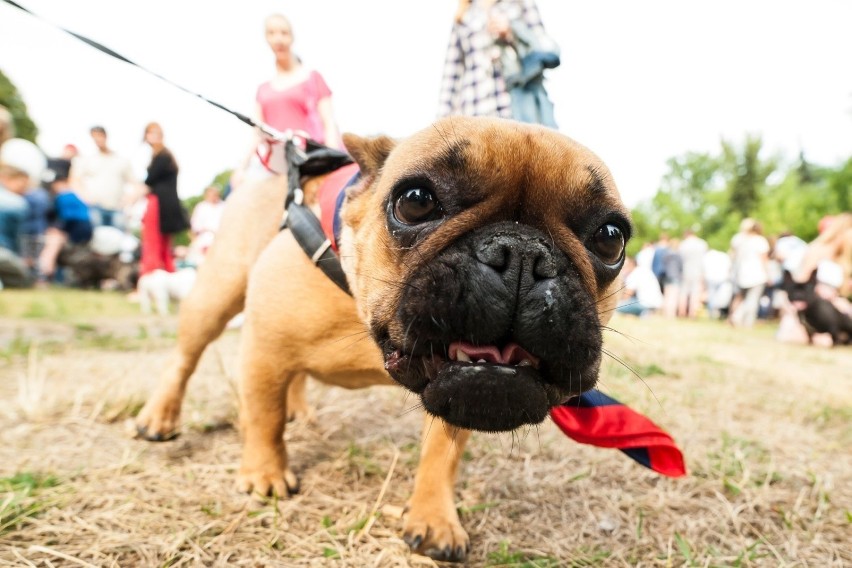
[1,0,851,206]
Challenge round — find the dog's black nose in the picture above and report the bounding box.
[476,232,558,283]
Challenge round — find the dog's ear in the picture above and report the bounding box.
[343,134,396,179]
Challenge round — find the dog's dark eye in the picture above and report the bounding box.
[394,188,440,225]
[590,223,625,265]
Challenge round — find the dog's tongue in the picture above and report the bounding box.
[449,341,539,366]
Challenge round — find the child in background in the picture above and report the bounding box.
[38,158,93,283]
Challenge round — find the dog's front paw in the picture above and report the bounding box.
[403,507,470,562]
[135,393,181,442]
[236,464,300,498]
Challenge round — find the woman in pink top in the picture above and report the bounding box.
[236,13,340,185]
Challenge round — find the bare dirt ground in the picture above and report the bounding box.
[1,293,850,567]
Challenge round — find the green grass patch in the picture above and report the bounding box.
[459,501,500,515]
[0,289,140,320]
[73,327,146,351]
[0,472,62,535]
[674,532,695,565]
[346,442,381,478]
[602,357,671,381]
[486,540,562,567]
[634,362,669,378]
[698,431,780,494]
[347,515,370,533]
[322,547,340,558]
[806,405,852,433]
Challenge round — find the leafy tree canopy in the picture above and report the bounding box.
[0,68,38,142]
[629,134,849,254]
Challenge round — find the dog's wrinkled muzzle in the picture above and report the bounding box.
[380,223,602,432]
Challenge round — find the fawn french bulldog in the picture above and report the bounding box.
[137,117,631,561]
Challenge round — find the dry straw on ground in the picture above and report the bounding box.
[1,295,850,567]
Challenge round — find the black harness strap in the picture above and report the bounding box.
[281,138,354,296]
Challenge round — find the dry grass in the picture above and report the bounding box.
[1,297,850,567]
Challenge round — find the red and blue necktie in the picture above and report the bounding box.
[550,390,686,478]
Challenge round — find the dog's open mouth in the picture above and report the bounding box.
[384,340,565,432]
[448,341,540,367]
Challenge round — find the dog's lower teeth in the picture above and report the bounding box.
[518,359,532,367]
[477,359,486,363]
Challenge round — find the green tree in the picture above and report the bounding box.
[753,170,827,242]
[0,68,38,142]
[825,156,852,212]
[721,134,777,218]
[628,136,849,253]
[629,151,726,253]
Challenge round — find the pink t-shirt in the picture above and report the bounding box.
[256,70,332,143]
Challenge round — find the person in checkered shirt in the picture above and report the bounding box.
[437,0,551,121]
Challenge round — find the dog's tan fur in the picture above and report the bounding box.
[137,117,626,560]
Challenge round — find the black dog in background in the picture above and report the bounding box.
[782,270,852,346]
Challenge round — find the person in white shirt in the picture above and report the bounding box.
[703,248,732,319]
[70,126,136,230]
[189,186,225,257]
[677,229,708,318]
[617,256,663,317]
[728,218,770,327]
[635,241,656,270]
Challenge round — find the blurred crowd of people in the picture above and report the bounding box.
[617,215,852,346]
[2,0,560,300]
[3,0,848,342]
[0,111,225,294]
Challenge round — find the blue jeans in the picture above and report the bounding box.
[90,206,125,231]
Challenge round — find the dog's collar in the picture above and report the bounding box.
[280,139,357,296]
[553,390,686,477]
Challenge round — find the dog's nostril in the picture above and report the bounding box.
[533,255,557,279]
[476,241,510,271]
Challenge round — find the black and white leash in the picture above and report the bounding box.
[1,0,290,143]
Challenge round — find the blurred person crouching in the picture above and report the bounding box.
[38,158,94,284]
[0,138,46,288]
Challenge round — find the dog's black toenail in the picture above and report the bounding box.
[136,426,179,443]
[454,545,465,560]
[406,534,423,550]
[424,546,449,560]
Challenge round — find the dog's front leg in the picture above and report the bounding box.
[404,417,471,562]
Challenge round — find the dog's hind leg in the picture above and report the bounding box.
[286,373,312,423]
[403,418,472,562]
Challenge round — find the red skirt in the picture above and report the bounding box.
[140,194,175,275]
